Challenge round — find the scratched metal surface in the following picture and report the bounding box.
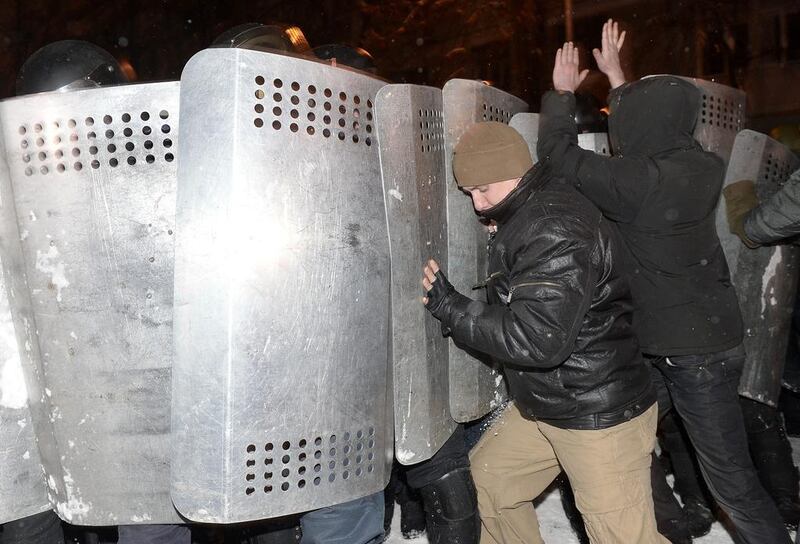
[717,130,800,407]
[172,49,392,523]
[0,82,182,524]
[441,79,526,423]
[375,84,456,465]
[0,129,51,524]
[509,113,540,161]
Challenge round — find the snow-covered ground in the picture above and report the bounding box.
[384,438,800,543]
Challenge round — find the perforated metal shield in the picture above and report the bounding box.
[509,113,540,161]
[172,49,392,522]
[0,82,182,524]
[0,133,51,524]
[672,76,746,163]
[717,130,800,406]
[375,84,455,465]
[442,79,526,423]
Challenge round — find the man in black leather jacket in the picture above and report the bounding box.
[421,120,663,544]
[536,21,791,544]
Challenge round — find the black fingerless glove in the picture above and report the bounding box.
[425,270,457,319]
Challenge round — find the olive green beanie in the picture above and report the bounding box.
[452,121,533,187]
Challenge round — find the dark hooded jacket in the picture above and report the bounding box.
[537,77,743,356]
[432,165,655,429]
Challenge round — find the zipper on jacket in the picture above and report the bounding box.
[507,281,562,303]
[472,271,504,290]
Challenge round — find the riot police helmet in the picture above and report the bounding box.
[574,92,608,134]
[212,23,310,53]
[312,44,377,75]
[16,40,128,96]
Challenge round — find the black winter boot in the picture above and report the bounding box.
[419,467,480,544]
[650,453,692,544]
[397,484,427,539]
[742,398,800,528]
[384,463,401,537]
[683,495,714,538]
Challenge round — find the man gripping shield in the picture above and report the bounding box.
[421,120,662,544]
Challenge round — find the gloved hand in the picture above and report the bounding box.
[722,180,760,249]
[422,259,457,319]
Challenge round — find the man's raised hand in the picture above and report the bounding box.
[593,19,626,89]
[552,42,588,94]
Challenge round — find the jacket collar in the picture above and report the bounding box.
[479,163,550,225]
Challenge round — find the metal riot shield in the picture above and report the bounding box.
[509,113,540,161]
[670,76,746,164]
[577,133,611,156]
[0,82,182,524]
[717,130,800,407]
[0,132,51,524]
[375,84,455,465]
[509,113,610,160]
[442,79,527,423]
[172,49,392,522]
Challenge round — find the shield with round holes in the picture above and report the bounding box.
[0,132,51,524]
[681,77,746,164]
[172,49,392,523]
[647,76,746,164]
[375,84,456,465]
[717,130,800,407]
[442,79,527,423]
[0,82,182,524]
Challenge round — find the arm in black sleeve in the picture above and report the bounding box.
[432,218,598,369]
[744,168,800,245]
[536,90,657,224]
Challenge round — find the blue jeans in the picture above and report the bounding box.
[117,524,191,544]
[649,343,791,544]
[300,492,384,544]
[0,511,64,544]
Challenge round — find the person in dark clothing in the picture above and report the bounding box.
[724,168,800,248]
[722,167,800,527]
[537,21,791,543]
[384,426,479,544]
[657,412,715,537]
[422,121,663,544]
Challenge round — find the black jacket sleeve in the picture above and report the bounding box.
[537,90,657,224]
[434,217,598,369]
[744,168,800,245]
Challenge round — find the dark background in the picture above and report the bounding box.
[0,0,798,132]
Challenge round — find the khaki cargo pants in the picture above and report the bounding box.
[470,403,668,544]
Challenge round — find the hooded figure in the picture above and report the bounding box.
[538,68,792,543]
[538,76,742,356]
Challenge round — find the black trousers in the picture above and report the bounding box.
[648,344,791,544]
[404,425,470,490]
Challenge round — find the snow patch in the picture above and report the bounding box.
[56,469,92,522]
[0,349,27,410]
[388,189,404,202]
[761,248,782,315]
[395,447,416,464]
[35,245,69,302]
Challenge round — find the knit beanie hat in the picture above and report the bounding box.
[452,122,533,187]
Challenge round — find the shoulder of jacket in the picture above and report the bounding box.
[516,196,599,242]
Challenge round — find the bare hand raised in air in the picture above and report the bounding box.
[552,42,588,94]
[593,19,626,89]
